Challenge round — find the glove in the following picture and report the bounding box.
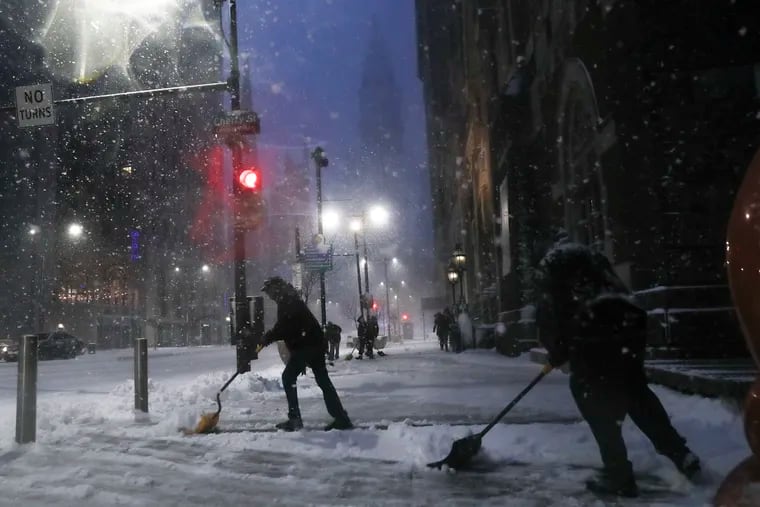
[262,330,276,346]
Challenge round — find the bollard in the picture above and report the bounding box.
[134,337,148,414]
[16,334,38,444]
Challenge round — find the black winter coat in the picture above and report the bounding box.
[534,241,646,377]
[265,294,325,351]
[366,316,379,339]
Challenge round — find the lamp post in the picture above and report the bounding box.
[447,265,459,306]
[383,260,392,339]
[350,219,364,321]
[452,243,467,305]
[311,147,329,330]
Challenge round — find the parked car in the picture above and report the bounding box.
[1,340,18,362]
[36,332,83,360]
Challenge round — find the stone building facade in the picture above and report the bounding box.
[416,0,760,356]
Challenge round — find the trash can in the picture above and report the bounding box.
[87,342,96,354]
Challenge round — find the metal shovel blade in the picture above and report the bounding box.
[426,434,482,470]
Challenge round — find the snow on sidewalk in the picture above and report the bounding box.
[0,340,749,506]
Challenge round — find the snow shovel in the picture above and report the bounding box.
[186,344,264,435]
[427,364,552,470]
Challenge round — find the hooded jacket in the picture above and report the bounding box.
[265,293,325,351]
[535,240,646,374]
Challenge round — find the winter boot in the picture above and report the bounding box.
[275,416,303,432]
[585,470,639,498]
[356,354,363,360]
[674,451,702,481]
[324,414,354,431]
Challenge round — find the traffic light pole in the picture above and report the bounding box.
[363,233,370,294]
[383,258,391,339]
[313,148,327,330]
[228,0,256,373]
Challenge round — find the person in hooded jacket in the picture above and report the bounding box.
[433,311,450,351]
[326,321,342,361]
[356,315,368,359]
[364,314,380,359]
[260,277,352,431]
[534,232,701,497]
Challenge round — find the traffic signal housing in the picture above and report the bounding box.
[237,168,259,191]
[236,164,261,192]
[233,163,264,230]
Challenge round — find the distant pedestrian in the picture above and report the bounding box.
[326,321,342,361]
[356,315,368,359]
[364,314,379,359]
[534,232,701,497]
[445,308,461,352]
[260,276,353,431]
[433,311,450,351]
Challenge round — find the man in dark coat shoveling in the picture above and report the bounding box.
[260,276,353,431]
[535,232,701,497]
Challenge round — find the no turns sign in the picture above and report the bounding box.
[15,83,54,127]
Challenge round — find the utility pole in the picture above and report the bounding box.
[228,0,256,373]
[383,258,391,339]
[354,232,364,321]
[311,147,329,329]
[363,232,370,298]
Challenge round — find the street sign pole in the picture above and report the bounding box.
[312,148,329,330]
[228,0,257,373]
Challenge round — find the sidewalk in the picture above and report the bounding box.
[0,341,747,506]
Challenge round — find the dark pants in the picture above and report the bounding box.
[570,366,690,480]
[437,332,448,351]
[358,334,374,358]
[282,346,348,420]
[328,340,339,360]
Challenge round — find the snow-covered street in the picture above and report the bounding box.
[0,340,749,506]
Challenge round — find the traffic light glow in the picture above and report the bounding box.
[238,169,259,190]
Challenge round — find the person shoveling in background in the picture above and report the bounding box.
[326,321,342,361]
[260,276,353,431]
[534,231,701,498]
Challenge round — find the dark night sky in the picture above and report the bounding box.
[237,0,428,202]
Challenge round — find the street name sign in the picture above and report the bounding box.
[301,245,333,272]
[213,110,260,136]
[15,83,54,127]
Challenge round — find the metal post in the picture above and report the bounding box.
[459,271,465,304]
[363,233,370,293]
[384,259,391,339]
[354,232,364,320]
[228,0,255,371]
[134,337,148,413]
[16,334,38,444]
[316,160,327,330]
[451,283,457,305]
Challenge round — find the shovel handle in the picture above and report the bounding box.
[478,367,550,438]
[213,371,241,415]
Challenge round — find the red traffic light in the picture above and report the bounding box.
[402,313,409,321]
[372,302,378,311]
[238,168,259,190]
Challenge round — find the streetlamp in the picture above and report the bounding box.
[447,264,459,306]
[349,218,365,321]
[311,146,329,330]
[451,243,467,305]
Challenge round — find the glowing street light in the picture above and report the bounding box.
[368,205,389,227]
[322,209,341,232]
[67,223,84,239]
